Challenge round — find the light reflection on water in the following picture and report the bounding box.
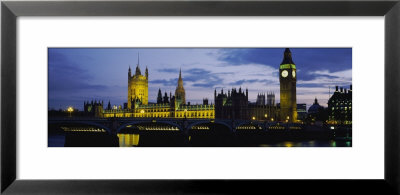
[49,134,351,147]
[116,133,351,147]
[261,140,352,147]
[117,134,140,147]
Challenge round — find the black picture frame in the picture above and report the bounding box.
[2,0,400,194]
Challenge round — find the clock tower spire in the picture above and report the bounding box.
[279,48,297,122]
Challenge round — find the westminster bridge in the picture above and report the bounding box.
[48,117,304,134]
[48,117,348,147]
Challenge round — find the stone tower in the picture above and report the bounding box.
[267,92,275,106]
[175,68,186,108]
[127,53,149,109]
[279,48,297,122]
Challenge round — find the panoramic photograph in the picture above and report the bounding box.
[48,48,352,147]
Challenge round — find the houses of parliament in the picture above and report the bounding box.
[84,49,299,122]
[84,56,215,119]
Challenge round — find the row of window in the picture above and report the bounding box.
[331,107,352,110]
[175,112,214,118]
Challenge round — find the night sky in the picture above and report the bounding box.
[48,48,352,111]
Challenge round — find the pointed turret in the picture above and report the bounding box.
[178,68,182,82]
[135,53,141,76]
[175,68,186,105]
[128,66,132,78]
[281,48,295,65]
[157,88,162,104]
[137,52,140,66]
[163,91,169,104]
[135,64,141,76]
[145,66,149,79]
[177,68,184,88]
[107,100,111,110]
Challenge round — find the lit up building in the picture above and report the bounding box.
[85,59,214,119]
[327,85,352,124]
[83,49,309,122]
[214,87,249,120]
[252,92,277,121]
[279,48,297,122]
[84,100,104,117]
[214,88,278,121]
[296,103,307,121]
[128,54,149,109]
[175,68,186,107]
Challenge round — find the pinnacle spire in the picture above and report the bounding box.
[137,52,140,66]
[145,65,149,78]
[135,53,142,76]
[281,48,295,65]
[179,68,182,79]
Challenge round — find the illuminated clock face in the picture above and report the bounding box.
[292,70,296,78]
[281,70,288,78]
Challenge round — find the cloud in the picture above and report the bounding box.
[48,51,108,92]
[298,69,352,87]
[157,68,178,73]
[217,48,282,66]
[150,78,178,87]
[217,48,352,83]
[229,79,275,86]
[183,68,224,89]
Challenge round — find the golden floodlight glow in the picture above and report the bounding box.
[264,114,268,118]
[252,116,256,120]
[140,110,145,114]
[67,106,73,112]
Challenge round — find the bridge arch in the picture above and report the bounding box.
[187,120,233,132]
[235,121,265,131]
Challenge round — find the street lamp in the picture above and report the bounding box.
[67,106,73,117]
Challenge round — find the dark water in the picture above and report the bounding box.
[259,140,352,147]
[48,133,351,147]
[48,135,65,147]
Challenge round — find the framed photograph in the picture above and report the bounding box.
[2,0,400,194]
[48,47,352,148]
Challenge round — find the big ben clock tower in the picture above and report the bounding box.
[279,48,297,122]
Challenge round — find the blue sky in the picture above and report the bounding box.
[48,48,352,110]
